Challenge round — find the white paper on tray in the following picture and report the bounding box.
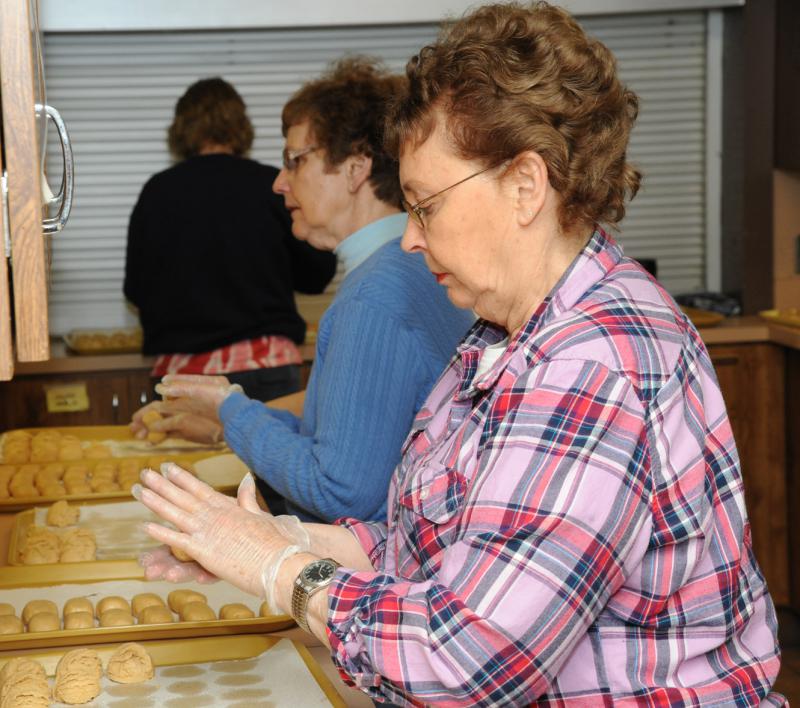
[44,639,332,707]
[0,578,261,618]
[33,500,160,560]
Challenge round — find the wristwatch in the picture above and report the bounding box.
[291,557,340,633]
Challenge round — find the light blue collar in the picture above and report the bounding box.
[335,213,408,277]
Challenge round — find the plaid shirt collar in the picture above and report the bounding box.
[453,227,623,400]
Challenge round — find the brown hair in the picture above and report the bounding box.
[168,78,254,160]
[282,57,404,207]
[386,1,642,231]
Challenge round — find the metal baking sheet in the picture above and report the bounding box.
[0,634,344,706]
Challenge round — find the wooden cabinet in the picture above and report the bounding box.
[0,370,156,429]
[709,342,789,606]
[774,0,800,171]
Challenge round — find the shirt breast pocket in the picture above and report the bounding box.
[398,460,467,524]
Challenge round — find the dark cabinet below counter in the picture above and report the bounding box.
[0,369,157,428]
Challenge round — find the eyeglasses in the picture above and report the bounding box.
[282,145,319,171]
[403,164,497,229]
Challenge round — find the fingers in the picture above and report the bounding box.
[160,462,230,506]
[236,474,262,514]
[134,472,203,533]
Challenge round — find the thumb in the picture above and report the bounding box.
[237,474,262,514]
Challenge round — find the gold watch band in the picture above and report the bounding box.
[291,558,339,633]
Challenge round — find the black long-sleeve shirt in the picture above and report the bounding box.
[124,154,336,355]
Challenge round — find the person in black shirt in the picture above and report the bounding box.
[124,77,336,401]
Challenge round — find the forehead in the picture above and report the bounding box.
[285,120,314,146]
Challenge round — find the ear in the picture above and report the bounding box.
[345,154,373,193]
[511,151,549,227]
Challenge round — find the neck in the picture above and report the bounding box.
[198,143,234,156]
[333,192,401,244]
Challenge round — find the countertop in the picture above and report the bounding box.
[12,316,800,377]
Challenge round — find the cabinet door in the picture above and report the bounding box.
[0,133,13,380]
[0,0,49,363]
[710,343,789,605]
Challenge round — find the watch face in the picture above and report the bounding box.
[303,560,336,584]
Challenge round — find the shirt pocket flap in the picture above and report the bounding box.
[398,461,467,524]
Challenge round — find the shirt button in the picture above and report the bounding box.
[419,487,429,500]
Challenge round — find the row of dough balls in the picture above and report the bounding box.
[0,457,193,499]
[1,430,112,465]
[20,524,97,565]
[0,591,269,634]
[0,642,153,706]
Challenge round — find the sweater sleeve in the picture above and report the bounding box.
[123,188,148,306]
[220,297,429,522]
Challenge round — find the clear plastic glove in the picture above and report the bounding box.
[133,464,309,605]
[138,545,220,583]
[154,374,243,423]
[131,400,223,445]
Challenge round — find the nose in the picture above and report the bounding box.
[401,216,426,254]
[272,168,290,195]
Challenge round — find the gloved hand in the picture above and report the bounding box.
[154,374,243,423]
[138,545,220,583]
[131,400,223,445]
[133,464,309,607]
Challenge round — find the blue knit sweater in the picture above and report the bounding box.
[220,235,474,522]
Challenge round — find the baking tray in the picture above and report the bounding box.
[7,500,161,581]
[759,308,800,329]
[63,327,143,355]
[0,578,294,651]
[0,634,344,706]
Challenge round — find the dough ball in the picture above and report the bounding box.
[141,410,162,427]
[106,642,155,684]
[64,482,92,495]
[0,604,14,616]
[46,499,80,527]
[0,657,49,707]
[259,601,271,617]
[91,481,121,493]
[167,589,207,613]
[63,597,93,616]
[99,609,134,627]
[147,430,167,444]
[58,445,83,462]
[41,483,67,497]
[10,484,39,498]
[170,545,192,562]
[0,616,23,635]
[22,599,57,624]
[84,444,111,459]
[53,648,102,704]
[96,596,130,617]
[63,611,95,630]
[131,593,165,618]
[218,603,255,620]
[27,612,60,632]
[137,605,173,625]
[179,601,216,622]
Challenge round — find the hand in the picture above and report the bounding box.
[154,374,243,422]
[133,465,308,603]
[139,545,220,583]
[131,400,223,445]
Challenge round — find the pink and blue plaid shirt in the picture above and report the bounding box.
[326,229,783,707]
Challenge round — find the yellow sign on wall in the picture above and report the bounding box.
[45,383,90,413]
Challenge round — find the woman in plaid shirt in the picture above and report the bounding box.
[136,2,784,705]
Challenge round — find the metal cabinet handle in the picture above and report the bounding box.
[140,391,148,404]
[35,103,74,234]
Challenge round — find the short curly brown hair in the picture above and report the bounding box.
[168,78,254,160]
[386,1,642,231]
[282,57,404,208]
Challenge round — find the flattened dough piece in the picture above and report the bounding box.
[219,603,255,620]
[27,613,60,632]
[106,642,155,684]
[131,593,165,618]
[137,605,173,625]
[0,604,14,616]
[178,601,215,622]
[99,609,134,627]
[22,599,57,624]
[96,595,129,617]
[63,611,94,630]
[53,648,102,704]
[63,597,93,616]
[0,616,23,635]
[167,589,206,613]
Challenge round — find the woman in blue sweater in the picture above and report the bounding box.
[131,58,472,525]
